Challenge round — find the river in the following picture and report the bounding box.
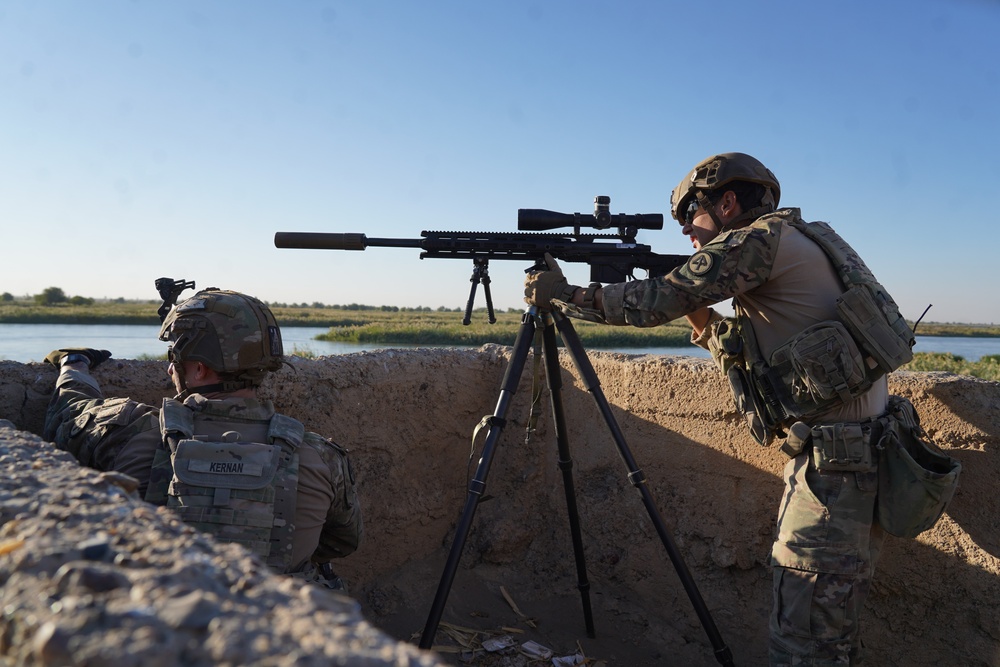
[1,323,998,364]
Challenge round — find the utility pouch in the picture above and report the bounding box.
[837,284,914,373]
[726,365,775,447]
[709,317,781,446]
[769,321,869,417]
[810,422,875,472]
[780,421,813,458]
[707,317,743,375]
[876,396,961,538]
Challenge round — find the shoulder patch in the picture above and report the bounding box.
[686,251,715,276]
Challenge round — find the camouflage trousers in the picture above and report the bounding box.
[769,451,885,666]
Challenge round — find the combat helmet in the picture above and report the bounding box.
[670,153,780,231]
[159,288,284,391]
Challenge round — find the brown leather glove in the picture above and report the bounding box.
[523,253,579,311]
[44,348,112,369]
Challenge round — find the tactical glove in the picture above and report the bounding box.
[523,253,579,311]
[44,348,112,369]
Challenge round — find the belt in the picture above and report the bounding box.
[780,416,886,459]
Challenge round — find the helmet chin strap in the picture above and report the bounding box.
[171,360,241,399]
[172,361,191,400]
[695,192,725,235]
[695,188,778,233]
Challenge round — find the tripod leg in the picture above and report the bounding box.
[551,310,735,667]
[540,312,596,638]
[419,309,538,650]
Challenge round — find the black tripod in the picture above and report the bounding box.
[418,306,734,667]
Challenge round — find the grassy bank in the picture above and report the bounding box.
[2,299,997,379]
[1,298,998,335]
[903,352,1000,381]
[310,309,694,347]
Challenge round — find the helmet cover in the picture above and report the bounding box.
[670,152,780,225]
[158,289,283,386]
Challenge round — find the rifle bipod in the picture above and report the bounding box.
[418,306,735,667]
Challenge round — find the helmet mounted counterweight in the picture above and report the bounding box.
[159,289,284,391]
[670,153,780,232]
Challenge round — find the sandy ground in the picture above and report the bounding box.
[1,346,997,666]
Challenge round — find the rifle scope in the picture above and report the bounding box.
[518,195,663,232]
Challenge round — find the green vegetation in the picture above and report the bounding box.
[2,292,999,378]
[0,297,490,326]
[0,297,161,324]
[903,353,1000,382]
[912,322,1000,337]
[311,308,693,348]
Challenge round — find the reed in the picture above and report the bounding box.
[903,353,1000,382]
[1,298,997,366]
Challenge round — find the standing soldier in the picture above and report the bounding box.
[44,288,362,585]
[523,153,959,665]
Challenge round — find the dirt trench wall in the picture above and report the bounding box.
[1,348,998,666]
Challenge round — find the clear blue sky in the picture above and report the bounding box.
[2,1,998,324]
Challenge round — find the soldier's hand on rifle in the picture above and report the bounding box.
[44,348,112,369]
[524,253,579,311]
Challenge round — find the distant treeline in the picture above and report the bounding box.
[2,291,998,380]
[266,302,524,314]
[1,289,998,338]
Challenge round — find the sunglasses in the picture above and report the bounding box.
[682,199,701,226]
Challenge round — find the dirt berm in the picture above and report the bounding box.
[0,347,997,666]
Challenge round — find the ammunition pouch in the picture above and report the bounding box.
[778,419,880,474]
[810,421,878,473]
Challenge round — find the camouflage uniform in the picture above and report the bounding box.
[44,364,363,573]
[602,208,887,665]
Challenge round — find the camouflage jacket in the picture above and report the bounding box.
[44,366,363,570]
[601,207,887,424]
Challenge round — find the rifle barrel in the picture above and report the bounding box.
[274,232,421,251]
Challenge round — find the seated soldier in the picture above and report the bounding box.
[44,288,362,586]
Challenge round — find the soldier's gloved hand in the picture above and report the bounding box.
[524,253,579,311]
[44,348,112,369]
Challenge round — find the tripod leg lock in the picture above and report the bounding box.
[627,469,647,487]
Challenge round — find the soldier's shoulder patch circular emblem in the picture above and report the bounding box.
[686,251,714,276]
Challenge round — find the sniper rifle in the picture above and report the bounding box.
[274,196,689,324]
